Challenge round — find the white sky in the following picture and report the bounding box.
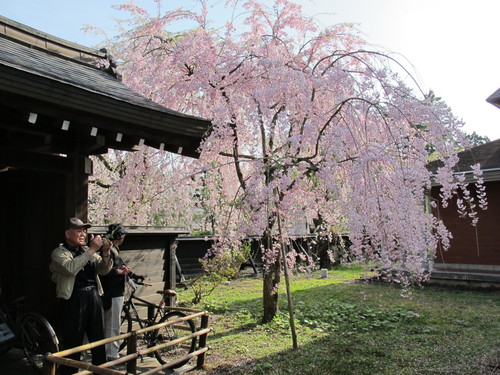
[1,0,499,140]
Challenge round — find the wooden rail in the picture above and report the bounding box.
[42,310,210,375]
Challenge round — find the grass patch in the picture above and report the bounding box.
[179,265,500,375]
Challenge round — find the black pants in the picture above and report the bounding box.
[58,288,106,374]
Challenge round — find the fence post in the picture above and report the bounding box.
[196,313,209,368]
[127,332,137,374]
[42,355,56,375]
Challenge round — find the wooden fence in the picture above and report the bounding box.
[42,310,210,375]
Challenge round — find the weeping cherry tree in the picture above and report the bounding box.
[91,0,486,326]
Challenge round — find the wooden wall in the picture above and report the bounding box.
[0,169,65,322]
[117,234,177,305]
[0,168,179,335]
[431,180,500,266]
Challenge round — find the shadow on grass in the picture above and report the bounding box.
[206,322,260,342]
[198,332,500,375]
[194,279,500,375]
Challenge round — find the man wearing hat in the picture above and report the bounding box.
[100,223,142,361]
[50,217,113,374]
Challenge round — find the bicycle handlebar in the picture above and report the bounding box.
[126,275,152,289]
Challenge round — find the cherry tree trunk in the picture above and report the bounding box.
[262,261,280,323]
[261,232,281,323]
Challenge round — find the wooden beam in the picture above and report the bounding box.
[0,147,71,173]
[0,91,203,157]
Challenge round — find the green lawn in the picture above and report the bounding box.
[181,265,500,375]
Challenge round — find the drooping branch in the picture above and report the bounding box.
[90,179,113,189]
[96,154,114,172]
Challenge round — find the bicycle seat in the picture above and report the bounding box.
[11,295,28,306]
[156,289,177,297]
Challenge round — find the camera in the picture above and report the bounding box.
[106,224,127,241]
[87,233,111,247]
[129,272,145,282]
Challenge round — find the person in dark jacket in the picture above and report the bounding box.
[99,224,143,361]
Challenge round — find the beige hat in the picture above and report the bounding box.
[67,217,91,229]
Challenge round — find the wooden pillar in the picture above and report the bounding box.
[65,154,92,221]
[166,238,178,305]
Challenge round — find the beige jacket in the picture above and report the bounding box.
[50,244,113,300]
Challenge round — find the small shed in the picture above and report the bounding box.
[90,226,190,306]
[429,138,500,286]
[0,16,211,320]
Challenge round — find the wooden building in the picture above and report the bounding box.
[429,138,500,286]
[0,16,211,320]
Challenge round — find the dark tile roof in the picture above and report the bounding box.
[453,138,500,171]
[0,35,208,132]
[428,138,500,177]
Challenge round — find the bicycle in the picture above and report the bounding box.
[119,276,197,369]
[0,281,59,372]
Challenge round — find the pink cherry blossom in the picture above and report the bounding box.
[89,0,486,322]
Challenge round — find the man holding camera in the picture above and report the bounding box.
[50,217,113,374]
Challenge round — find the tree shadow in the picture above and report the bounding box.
[193,280,500,375]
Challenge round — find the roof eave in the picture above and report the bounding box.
[486,88,500,109]
[0,60,210,158]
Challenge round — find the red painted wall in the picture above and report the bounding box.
[431,180,500,266]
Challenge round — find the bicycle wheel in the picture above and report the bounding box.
[153,311,196,368]
[119,307,150,353]
[18,312,59,373]
[118,308,132,352]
